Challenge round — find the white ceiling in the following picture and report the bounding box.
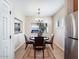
[15,0,64,16]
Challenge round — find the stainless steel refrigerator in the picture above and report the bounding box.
[64,11,78,59]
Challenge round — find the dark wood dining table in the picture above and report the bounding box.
[29,36,49,40]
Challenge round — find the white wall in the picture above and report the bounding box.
[53,7,65,50]
[25,16,54,40]
[13,7,25,51]
[8,1,26,59]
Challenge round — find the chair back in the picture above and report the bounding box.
[24,34,28,42]
[34,37,44,46]
[50,35,54,43]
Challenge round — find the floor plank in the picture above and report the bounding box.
[15,44,64,59]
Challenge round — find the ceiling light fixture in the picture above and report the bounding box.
[32,8,43,23]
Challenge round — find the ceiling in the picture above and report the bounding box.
[15,0,64,16]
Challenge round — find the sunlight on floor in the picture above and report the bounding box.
[15,44,64,59]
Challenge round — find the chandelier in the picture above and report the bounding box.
[32,8,43,23]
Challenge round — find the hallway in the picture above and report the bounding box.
[15,44,64,59]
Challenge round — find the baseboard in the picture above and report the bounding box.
[15,42,25,52]
[54,42,64,51]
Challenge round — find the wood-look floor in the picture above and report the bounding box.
[15,44,64,59]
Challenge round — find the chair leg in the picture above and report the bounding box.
[34,49,36,59]
[25,44,28,49]
[43,49,44,59]
[51,44,54,49]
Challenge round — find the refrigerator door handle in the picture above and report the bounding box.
[68,37,78,40]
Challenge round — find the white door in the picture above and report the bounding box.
[0,0,12,59]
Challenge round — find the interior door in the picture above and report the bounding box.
[0,0,12,59]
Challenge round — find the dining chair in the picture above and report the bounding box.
[45,35,54,49]
[33,37,45,59]
[24,34,34,49]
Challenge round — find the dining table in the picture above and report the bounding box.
[29,36,49,40]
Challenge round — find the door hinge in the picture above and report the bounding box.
[10,35,11,39]
[9,11,11,15]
